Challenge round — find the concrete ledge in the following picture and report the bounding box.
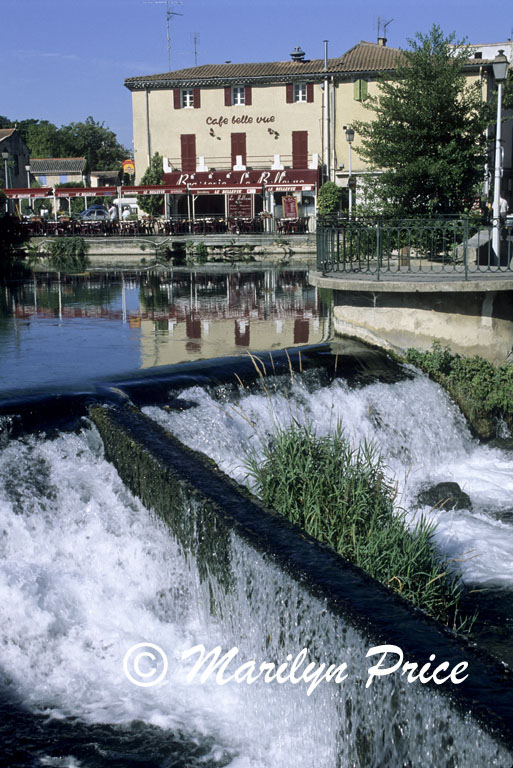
[310,270,513,293]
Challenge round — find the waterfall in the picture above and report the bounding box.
[143,366,513,588]
[1,362,512,765]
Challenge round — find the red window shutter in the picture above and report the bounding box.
[173,89,181,109]
[181,134,196,172]
[231,133,247,167]
[306,83,314,103]
[286,84,293,103]
[225,86,231,106]
[193,88,201,108]
[292,130,308,169]
[244,86,252,106]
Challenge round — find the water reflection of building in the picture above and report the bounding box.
[5,270,331,370]
[138,269,330,368]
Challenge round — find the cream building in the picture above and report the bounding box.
[124,39,507,218]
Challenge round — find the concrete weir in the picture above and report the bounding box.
[89,400,513,766]
[310,271,513,363]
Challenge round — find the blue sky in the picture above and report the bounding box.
[2,0,512,151]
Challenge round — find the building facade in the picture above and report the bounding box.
[125,40,404,224]
[30,157,87,188]
[0,128,30,189]
[125,39,506,221]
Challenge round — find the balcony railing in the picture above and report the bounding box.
[317,215,513,279]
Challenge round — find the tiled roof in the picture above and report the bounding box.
[30,157,86,174]
[337,41,404,72]
[0,128,16,142]
[90,170,120,179]
[124,42,403,89]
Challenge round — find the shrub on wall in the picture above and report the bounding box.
[44,237,90,272]
[317,181,343,217]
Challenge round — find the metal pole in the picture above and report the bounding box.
[348,143,352,218]
[3,155,9,213]
[492,81,503,264]
[323,40,330,182]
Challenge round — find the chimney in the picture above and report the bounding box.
[377,36,387,46]
[290,46,306,61]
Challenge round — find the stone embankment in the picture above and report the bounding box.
[31,233,316,267]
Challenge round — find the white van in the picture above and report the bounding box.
[113,198,139,219]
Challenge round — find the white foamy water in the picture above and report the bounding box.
[0,425,345,767]
[0,421,511,766]
[144,367,513,586]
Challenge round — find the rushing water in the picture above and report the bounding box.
[0,423,511,767]
[142,364,513,663]
[1,266,513,765]
[0,425,335,767]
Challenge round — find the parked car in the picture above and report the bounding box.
[80,205,109,222]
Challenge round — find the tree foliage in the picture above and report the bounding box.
[317,181,343,216]
[0,209,30,276]
[0,115,128,171]
[44,237,90,272]
[58,117,126,171]
[137,152,164,216]
[354,25,492,217]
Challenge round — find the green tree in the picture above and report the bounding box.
[354,25,491,217]
[317,181,343,216]
[137,152,164,216]
[0,115,127,170]
[58,116,127,171]
[55,181,86,215]
[0,205,29,276]
[22,119,61,157]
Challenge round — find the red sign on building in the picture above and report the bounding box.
[282,196,298,219]
[227,193,253,218]
[162,168,319,193]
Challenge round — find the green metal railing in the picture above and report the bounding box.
[317,216,513,280]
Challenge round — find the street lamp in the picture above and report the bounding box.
[345,127,355,218]
[24,164,31,216]
[492,49,509,263]
[2,151,9,213]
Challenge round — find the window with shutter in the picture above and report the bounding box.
[354,79,368,101]
[181,134,196,172]
[232,86,245,105]
[181,89,194,108]
[286,84,293,103]
[306,83,314,103]
[231,133,247,167]
[224,87,231,107]
[244,86,252,106]
[193,88,201,108]
[173,89,181,109]
[293,83,307,102]
[292,131,308,169]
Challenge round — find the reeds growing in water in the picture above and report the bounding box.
[242,354,475,634]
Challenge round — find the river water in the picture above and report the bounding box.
[0,268,329,397]
[1,267,512,766]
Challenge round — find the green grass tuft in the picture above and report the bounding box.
[244,420,475,633]
[405,342,513,439]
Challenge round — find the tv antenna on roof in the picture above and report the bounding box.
[377,16,394,41]
[194,32,199,66]
[146,0,183,71]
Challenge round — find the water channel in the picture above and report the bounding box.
[1,267,512,766]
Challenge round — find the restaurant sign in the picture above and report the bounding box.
[162,169,319,193]
[282,196,298,219]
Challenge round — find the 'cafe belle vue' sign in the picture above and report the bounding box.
[206,114,276,126]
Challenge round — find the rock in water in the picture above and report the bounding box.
[416,482,472,511]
